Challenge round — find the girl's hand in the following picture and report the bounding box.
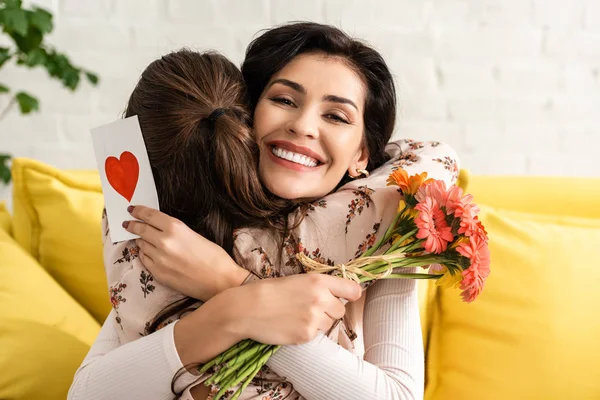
[123,205,250,302]
[225,273,363,345]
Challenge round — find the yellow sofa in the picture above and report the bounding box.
[1,158,599,400]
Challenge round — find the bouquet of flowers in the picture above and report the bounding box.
[199,168,491,399]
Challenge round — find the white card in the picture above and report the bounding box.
[91,115,160,243]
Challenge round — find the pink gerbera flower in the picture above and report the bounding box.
[456,236,491,302]
[415,197,454,254]
[416,180,449,208]
[458,203,481,236]
[447,191,479,219]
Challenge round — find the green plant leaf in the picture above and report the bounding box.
[62,68,80,90]
[85,72,99,85]
[0,47,11,68]
[11,28,42,53]
[1,1,23,8]
[15,91,39,114]
[20,47,46,66]
[0,84,9,93]
[28,7,53,34]
[0,154,12,184]
[2,8,29,36]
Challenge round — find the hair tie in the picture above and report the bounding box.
[207,108,226,122]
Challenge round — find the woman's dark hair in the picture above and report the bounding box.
[124,49,289,337]
[241,22,397,174]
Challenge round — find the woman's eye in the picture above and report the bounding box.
[271,97,295,107]
[325,114,350,124]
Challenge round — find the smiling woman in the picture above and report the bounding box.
[254,53,369,201]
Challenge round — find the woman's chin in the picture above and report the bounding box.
[267,185,331,202]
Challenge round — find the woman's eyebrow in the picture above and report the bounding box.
[268,79,306,94]
[323,95,358,111]
[269,79,358,110]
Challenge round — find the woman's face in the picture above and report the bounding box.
[253,53,369,201]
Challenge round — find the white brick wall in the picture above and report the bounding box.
[1,0,599,204]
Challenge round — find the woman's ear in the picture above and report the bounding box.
[347,145,369,177]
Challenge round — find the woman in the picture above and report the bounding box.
[70,23,459,400]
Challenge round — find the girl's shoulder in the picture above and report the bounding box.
[384,138,459,171]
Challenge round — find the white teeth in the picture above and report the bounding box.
[272,146,318,167]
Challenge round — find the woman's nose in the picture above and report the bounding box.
[285,110,319,139]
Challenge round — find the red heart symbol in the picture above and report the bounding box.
[105,151,139,202]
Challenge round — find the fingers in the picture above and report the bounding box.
[128,205,170,231]
[138,249,154,268]
[124,220,161,245]
[318,314,337,333]
[324,297,347,321]
[136,238,157,260]
[323,276,363,302]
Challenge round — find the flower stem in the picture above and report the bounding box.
[363,212,403,257]
[384,228,418,254]
[198,339,252,374]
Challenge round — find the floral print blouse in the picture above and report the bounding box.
[102,139,459,399]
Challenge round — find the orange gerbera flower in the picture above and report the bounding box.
[387,168,432,195]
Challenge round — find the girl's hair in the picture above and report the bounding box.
[125,49,289,335]
[242,21,397,178]
[124,49,284,254]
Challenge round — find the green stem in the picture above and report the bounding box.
[215,345,268,397]
[363,211,403,257]
[229,354,270,400]
[361,272,442,283]
[211,343,268,385]
[198,339,251,374]
[383,228,419,254]
[222,345,279,399]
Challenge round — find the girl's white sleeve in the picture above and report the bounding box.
[265,277,424,400]
[68,309,197,400]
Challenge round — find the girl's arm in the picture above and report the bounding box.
[265,277,423,400]
[68,309,196,400]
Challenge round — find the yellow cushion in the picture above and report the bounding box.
[11,158,110,322]
[425,206,600,400]
[0,227,100,344]
[0,201,10,234]
[0,318,91,400]
[466,174,600,218]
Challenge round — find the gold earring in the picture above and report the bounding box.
[348,169,369,179]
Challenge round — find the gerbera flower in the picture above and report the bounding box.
[387,168,432,195]
[415,197,454,254]
[456,235,491,302]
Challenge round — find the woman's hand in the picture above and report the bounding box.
[123,205,250,302]
[224,273,363,345]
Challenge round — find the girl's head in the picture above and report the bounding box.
[124,49,280,253]
[242,22,396,201]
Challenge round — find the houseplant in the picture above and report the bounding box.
[0,0,99,183]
